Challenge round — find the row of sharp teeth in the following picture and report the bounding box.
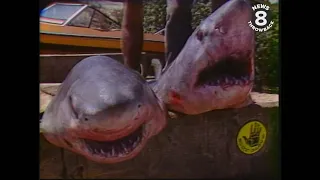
[210,75,253,86]
[88,137,141,157]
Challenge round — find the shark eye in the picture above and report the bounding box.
[196,30,204,41]
[196,30,209,41]
[215,26,226,34]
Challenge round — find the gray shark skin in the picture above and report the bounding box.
[152,0,255,115]
[40,56,167,164]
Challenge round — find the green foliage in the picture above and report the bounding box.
[254,9,279,90]
[142,0,213,33]
[191,0,212,29]
[143,0,167,33]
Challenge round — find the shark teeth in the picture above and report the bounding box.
[206,75,252,87]
[111,148,115,156]
[83,124,145,158]
[133,141,138,148]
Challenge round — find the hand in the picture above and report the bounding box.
[242,122,261,147]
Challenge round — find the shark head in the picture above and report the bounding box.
[153,0,255,114]
[41,56,167,163]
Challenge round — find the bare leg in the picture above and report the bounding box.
[121,0,144,72]
[163,0,194,71]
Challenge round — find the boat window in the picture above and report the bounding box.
[40,4,84,24]
[68,8,94,28]
[90,10,119,31]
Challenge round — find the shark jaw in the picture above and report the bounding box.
[195,51,254,88]
[166,52,254,115]
[81,124,146,160]
[43,122,152,164]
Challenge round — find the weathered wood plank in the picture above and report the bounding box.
[39,83,280,179]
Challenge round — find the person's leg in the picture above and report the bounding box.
[121,0,144,72]
[163,0,194,71]
[211,0,229,12]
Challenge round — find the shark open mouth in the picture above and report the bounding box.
[195,54,252,87]
[82,125,145,158]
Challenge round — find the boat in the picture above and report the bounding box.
[40,2,165,55]
[40,2,165,82]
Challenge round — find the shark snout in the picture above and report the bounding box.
[86,100,144,128]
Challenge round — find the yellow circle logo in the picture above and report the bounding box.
[237,120,267,154]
